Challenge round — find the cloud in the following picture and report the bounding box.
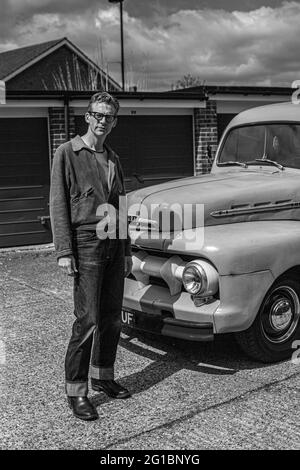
[1,1,300,90]
[97,1,300,89]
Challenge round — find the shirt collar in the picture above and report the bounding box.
[71,135,92,152]
[71,135,116,163]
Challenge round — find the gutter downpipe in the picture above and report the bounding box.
[64,92,69,142]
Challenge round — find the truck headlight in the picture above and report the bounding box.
[182,260,218,296]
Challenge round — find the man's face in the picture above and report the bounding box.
[85,102,117,138]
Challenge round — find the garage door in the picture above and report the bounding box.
[75,115,194,191]
[0,118,51,248]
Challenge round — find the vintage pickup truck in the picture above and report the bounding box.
[122,101,300,362]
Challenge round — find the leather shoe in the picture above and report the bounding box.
[67,396,99,421]
[91,379,131,399]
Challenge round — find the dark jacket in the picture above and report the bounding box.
[50,135,131,260]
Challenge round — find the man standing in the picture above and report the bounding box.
[50,92,132,421]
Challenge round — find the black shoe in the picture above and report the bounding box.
[91,379,131,399]
[67,396,99,421]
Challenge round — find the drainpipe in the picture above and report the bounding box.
[64,93,69,141]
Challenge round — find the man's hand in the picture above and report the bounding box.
[125,255,133,277]
[58,255,78,277]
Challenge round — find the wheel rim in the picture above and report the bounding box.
[261,285,300,344]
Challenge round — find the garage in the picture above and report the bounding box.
[0,117,51,248]
[75,115,194,191]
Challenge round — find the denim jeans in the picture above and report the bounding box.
[65,231,125,397]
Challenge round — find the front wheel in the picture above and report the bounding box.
[235,276,300,362]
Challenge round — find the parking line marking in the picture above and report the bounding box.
[197,362,235,371]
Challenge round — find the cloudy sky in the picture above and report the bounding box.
[1,0,300,90]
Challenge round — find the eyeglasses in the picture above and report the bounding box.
[89,112,116,123]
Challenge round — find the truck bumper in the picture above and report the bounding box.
[123,269,275,338]
[122,307,214,341]
[122,278,218,341]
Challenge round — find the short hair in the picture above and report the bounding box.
[87,92,120,115]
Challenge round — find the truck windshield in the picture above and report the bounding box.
[218,123,300,169]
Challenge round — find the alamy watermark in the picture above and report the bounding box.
[0,339,5,365]
[291,340,300,365]
[94,196,205,250]
[0,81,5,105]
[291,80,300,104]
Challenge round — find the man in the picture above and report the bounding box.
[50,92,132,421]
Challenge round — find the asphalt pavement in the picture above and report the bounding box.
[0,248,299,450]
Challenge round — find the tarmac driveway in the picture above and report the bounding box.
[0,248,299,450]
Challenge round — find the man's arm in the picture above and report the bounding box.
[49,145,74,260]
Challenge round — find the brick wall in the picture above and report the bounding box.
[48,107,65,161]
[68,107,76,139]
[48,106,76,161]
[194,100,218,175]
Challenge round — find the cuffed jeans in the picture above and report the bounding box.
[65,231,125,397]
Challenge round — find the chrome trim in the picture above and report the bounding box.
[182,262,207,295]
[210,201,300,218]
[182,259,219,297]
[128,217,159,231]
[131,250,186,295]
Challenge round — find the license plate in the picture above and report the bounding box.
[121,309,136,326]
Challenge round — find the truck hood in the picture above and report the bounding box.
[127,169,300,231]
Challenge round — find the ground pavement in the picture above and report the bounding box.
[0,247,299,450]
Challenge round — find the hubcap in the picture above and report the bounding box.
[270,299,293,330]
[262,285,300,343]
